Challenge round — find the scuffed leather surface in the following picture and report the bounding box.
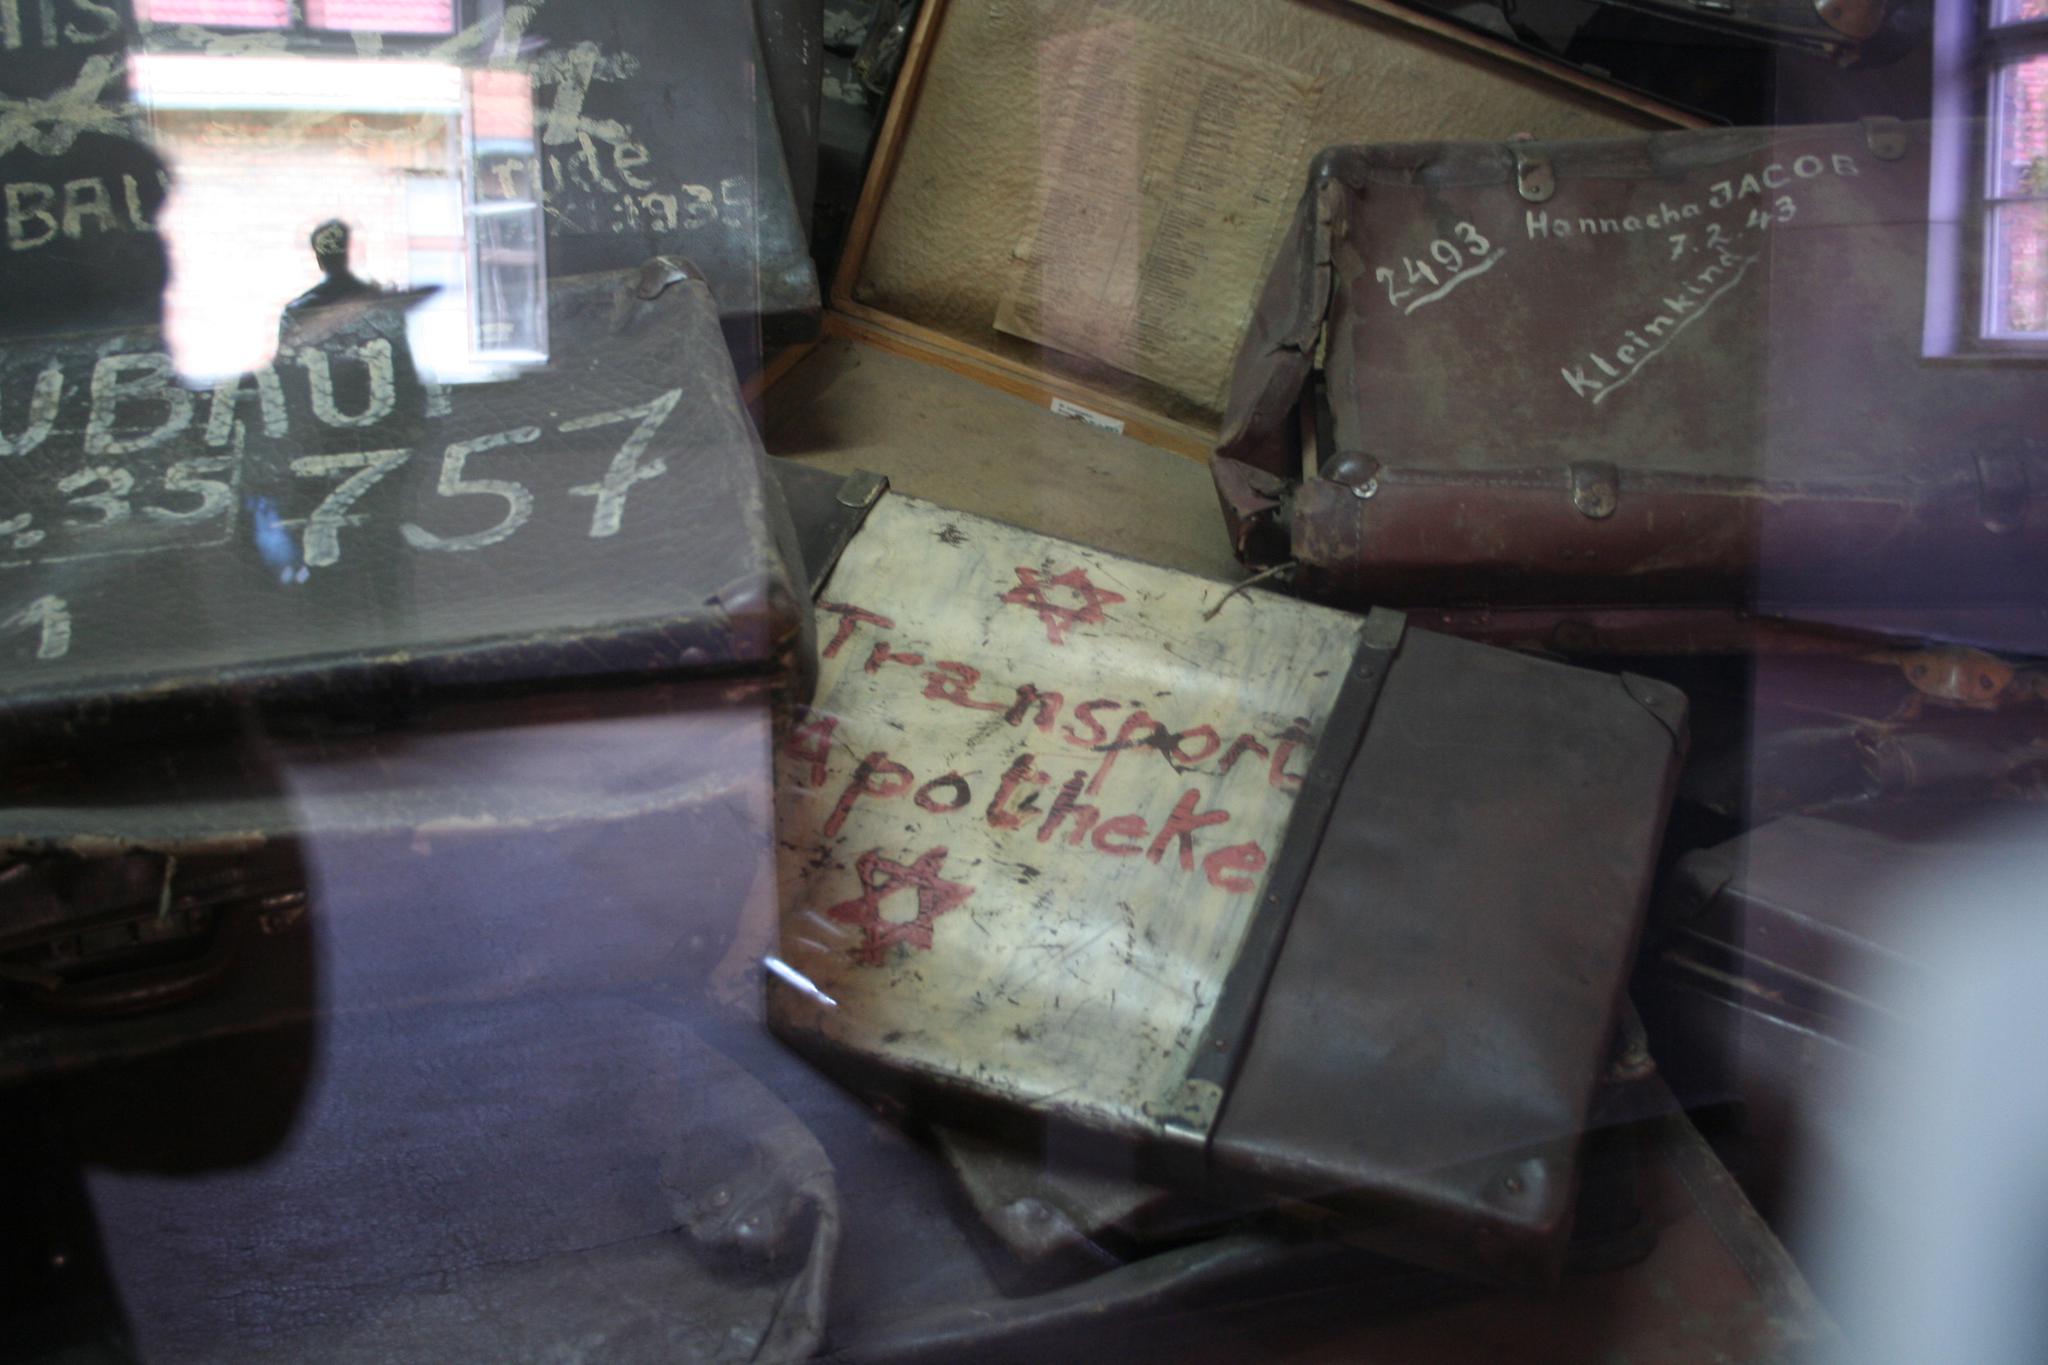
[1211,629,1687,1287]
[1215,124,2048,622]
[0,268,808,734]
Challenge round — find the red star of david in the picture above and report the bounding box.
[825,846,975,967]
[999,565,1126,645]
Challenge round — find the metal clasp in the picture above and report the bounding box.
[1515,148,1556,203]
[1570,461,1619,519]
[1862,116,1907,162]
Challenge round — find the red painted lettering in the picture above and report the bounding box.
[1170,724,1222,766]
[1269,719,1313,793]
[924,660,1007,712]
[1004,683,1064,732]
[985,752,1049,830]
[1063,698,1120,748]
[1036,771,1100,846]
[1218,733,1270,775]
[1092,814,1149,856]
[785,712,838,789]
[818,601,892,659]
[865,641,925,673]
[1202,841,1268,894]
[914,772,972,813]
[1147,789,1232,870]
[1087,709,1165,796]
[823,751,914,838]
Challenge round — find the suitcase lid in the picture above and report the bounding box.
[0,262,808,739]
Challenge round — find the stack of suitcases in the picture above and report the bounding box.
[4,0,2036,1358]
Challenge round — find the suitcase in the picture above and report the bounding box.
[1215,120,2048,651]
[0,0,819,358]
[0,260,808,1072]
[826,1087,1840,1363]
[766,489,1687,1288]
[807,0,1686,467]
[0,264,816,1356]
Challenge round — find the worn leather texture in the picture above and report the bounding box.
[0,266,808,736]
[1216,122,2048,626]
[1210,628,1687,1286]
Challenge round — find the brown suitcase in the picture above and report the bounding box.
[1215,119,2048,651]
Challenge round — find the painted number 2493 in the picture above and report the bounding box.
[1374,222,1493,312]
[287,388,682,569]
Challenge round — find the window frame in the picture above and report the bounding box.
[1928,0,2048,356]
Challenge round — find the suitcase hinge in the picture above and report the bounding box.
[1975,451,2029,533]
[1861,116,1908,162]
[1514,147,1556,203]
[1569,461,1619,519]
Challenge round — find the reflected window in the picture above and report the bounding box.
[1985,29,2048,338]
[135,0,453,33]
[1929,0,2048,353]
[129,42,541,384]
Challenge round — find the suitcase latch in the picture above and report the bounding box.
[1862,116,1907,162]
[1975,451,2029,533]
[1570,462,1619,519]
[1514,147,1556,203]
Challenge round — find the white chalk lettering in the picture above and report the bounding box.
[562,387,681,537]
[59,175,113,237]
[57,464,131,527]
[297,339,397,428]
[205,366,288,445]
[84,353,192,456]
[5,181,55,250]
[0,361,62,457]
[3,594,70,661]
[288,448,411,568]
[401,425,540,552]
[148,456,236,523]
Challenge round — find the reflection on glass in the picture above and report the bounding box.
[133,0,290,27]
[1990,54,2048,198]
[1994,0,2048,26]
[1988,201,2048,335]
[130,51,546,384]
[1987,54,2048,337]
[303,0,455,34]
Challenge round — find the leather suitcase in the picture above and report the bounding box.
[0,260,808,1075]
[767,490,1687,1288]
[1216,119,2048,651]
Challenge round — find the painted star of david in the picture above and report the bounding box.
[826,846,975,967]
[999,565,1126,645]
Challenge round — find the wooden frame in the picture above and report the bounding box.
[813,0,1706,463]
